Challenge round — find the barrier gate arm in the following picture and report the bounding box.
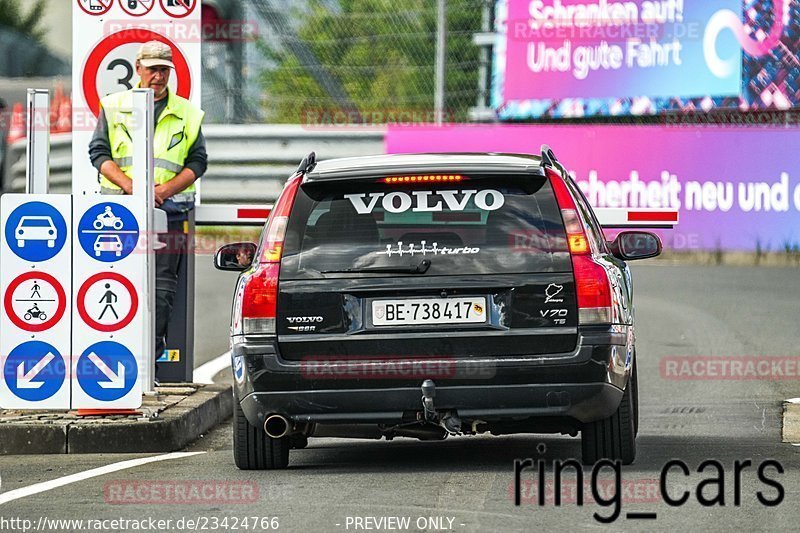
[195,204,273,226]
[594,208,679,229]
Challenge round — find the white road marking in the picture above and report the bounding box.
[0,452,204,506]
[193,351,231,384]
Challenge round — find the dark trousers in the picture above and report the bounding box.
[155,219,188,375]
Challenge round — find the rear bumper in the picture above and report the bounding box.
[232,326,633,428]
[240,382,623,426]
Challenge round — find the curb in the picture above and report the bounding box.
[0,385,232,455]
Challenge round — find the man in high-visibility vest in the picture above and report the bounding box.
[89,40,207,373]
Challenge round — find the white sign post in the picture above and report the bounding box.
[72,0,202,195]
[70,0,201,406]
[0,192,73,409]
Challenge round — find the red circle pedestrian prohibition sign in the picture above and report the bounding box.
[81,29,192,117]
[77,272,139,332]
[4,272,67,332]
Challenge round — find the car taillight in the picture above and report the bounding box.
[238,175,302,335]
[548,169,612,325]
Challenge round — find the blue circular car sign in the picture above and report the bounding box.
[4,202,67,262]
[77,202,139,262]
[3,341,65,402]
[76,341,138,402]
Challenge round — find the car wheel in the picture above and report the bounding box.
[233,400,289,470]
[18,240,24,247]
[581,378,636,465]
[95,250,101,256]
[47,240,55,248]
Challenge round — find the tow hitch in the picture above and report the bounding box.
[420,379,461,435]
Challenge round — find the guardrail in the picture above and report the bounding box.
[4,125,386,203]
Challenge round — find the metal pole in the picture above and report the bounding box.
[25,89,49,194]
[434,0,447,125]
[131,88,156,394]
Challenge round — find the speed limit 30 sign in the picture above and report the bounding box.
[71,0,201,195]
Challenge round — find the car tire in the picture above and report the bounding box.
[47,240,55,248]
[18,240,24,247]
[581,378,636,465]
[233,400,290,470]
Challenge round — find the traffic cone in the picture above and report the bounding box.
[54,97,72,133]
[6,102,25,144]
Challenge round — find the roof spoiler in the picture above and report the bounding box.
[540,144,558,167]
[297,151,317,174]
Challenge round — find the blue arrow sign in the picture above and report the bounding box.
[3,341,65,401]
[77,202,139,262]
[76,341,138,401]
[4,202,67,262]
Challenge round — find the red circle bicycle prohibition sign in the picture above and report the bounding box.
[4,272,67,332]
[81,29,192,117]
[77,272,139,332]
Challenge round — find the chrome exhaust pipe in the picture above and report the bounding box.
[264,414,291,438]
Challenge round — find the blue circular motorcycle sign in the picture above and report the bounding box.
[77,202,139,262]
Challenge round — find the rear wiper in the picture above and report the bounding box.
[323,259,431,275]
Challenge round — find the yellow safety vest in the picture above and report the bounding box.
[100,89,205,198]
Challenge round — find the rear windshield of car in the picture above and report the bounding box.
[280,174,571,278]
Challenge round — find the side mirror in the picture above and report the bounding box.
[609,231,662,261]
[214,242,257,271]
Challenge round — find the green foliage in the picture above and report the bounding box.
[260,0,483,123]
[0,0,48,42]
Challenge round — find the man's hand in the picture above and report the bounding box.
[99,160,134,194]
[154,186,165,207]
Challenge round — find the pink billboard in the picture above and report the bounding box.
[385,124,800,251]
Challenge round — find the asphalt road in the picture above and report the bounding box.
[1,264,799,533]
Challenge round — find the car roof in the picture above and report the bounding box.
[304,153,545,182]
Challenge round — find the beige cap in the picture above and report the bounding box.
[136,41,175,69]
